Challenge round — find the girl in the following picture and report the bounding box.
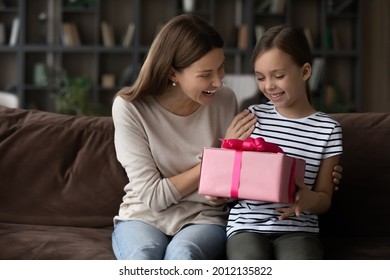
[226,25,343,259]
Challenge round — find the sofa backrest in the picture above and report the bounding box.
[320,112,390,237]
[1,106,390,236]
[0,106,127,228]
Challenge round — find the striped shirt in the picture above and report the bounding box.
[226,102,343,237]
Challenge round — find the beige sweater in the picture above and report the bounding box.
[112,86,238,235]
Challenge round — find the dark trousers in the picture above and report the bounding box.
[226,232,323,260]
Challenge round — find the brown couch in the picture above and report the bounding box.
[0,105,389,260]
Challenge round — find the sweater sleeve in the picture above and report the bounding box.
[112,96,182,212]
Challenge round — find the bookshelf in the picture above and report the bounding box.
[252,0,362,112]
[0,0,21,98]
[0,0,362,114]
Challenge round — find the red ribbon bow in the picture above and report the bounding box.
[221,137,284,154]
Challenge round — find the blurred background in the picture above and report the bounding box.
[0,0,388,115]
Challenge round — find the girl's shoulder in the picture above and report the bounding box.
[311,111,342,128]
[248,101,275,114]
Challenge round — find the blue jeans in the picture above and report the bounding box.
[112,220,226,260]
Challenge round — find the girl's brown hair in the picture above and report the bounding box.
[251,25,313,101]
[117,14,224,102]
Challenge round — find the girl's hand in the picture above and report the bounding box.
[225,109,257,140]
[276,180,312,220]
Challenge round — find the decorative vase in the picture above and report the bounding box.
[182,0,195,12]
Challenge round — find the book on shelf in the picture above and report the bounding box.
[324,83,338,108]
[331,26,340,49]
[269,0,285,14]
[322,82,351,112]
[256,0,272,13]
[118,65,134,87]
[101,21,115,47]
[69,23,81,46]
[329,0,355,15]
[309,57,325,92]
[303,27,315,50]
[237,24,248,50]
[324,26,341,50]
[62,23,72,46]
[9,17,20,46]
[255,25,265,42]
[101,73,115,88]
[0,23,5,45]
[62,22,81,46]
[226,26,238,48]
[122,23,135,47]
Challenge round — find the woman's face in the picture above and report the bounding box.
[254,48,310,110]
[174,48,225,106]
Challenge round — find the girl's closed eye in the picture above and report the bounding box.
[256,75,265,81]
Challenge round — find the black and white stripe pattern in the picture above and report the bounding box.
[227,102,343,237]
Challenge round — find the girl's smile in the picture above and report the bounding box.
[268,92,285,101]
[254,48,314,118]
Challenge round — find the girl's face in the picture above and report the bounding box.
[174,48,225,106]
[254,48,311,112]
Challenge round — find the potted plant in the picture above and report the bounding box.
[54,72,91,115]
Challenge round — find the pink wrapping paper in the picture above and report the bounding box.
[198,141,306,204]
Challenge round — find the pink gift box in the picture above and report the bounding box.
[199,144,306,204]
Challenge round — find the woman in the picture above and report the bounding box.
[111,14,255,260]
[111,14,342,260]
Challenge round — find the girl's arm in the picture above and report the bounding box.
[278,154,341,220]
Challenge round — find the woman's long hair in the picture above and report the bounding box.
[117,14,224,102]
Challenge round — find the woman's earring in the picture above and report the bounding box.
[172,81,176,87]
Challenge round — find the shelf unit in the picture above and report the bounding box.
[251,0,362,112]
[0,0,361,114]
[0,0,22,100]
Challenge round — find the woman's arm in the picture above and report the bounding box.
[113,98,184,212]
[203,109,256,204]
[169,164,201,197]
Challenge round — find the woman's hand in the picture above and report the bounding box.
[332,165,343,191]
[204,195,229,205]
[225,109,257,140]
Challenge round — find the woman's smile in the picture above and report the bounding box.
[202,89,217,96]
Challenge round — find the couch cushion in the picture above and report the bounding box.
[320,113,390,237]
[0,106,127,228]
[322,236,390,260]
[0,223,115,259]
